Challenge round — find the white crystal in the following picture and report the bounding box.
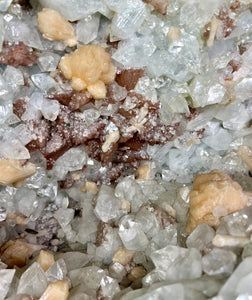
[52,146,87,180]
[0,269,15,300]
[0,0,12,12]
[202,128,233,151]
[54,208,74,228]
[4,16,43,50]
[14,187,37,217]
[69,266,106,289]
[40,98,60,121]
[119,215,149,251]
[77,14,100,44]
[3,66,24,92]
[150,245,202,281]
[100,276,120,299]
[218,257,252,300]
[31,73,55,92]
[39,0,102,21]
[17,262,47,298]
[186,224,215,251]
[94,185,122,222]
[46,258,67,283]
[111,0,147,39]
[56,252,90,271]
[202,248,237,276]
[38,52,61,72]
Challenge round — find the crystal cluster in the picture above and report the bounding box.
[0,0,251,299]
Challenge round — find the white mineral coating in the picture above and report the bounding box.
[38,52,61,72]
[0,269,15,300]
[46,258,67,283]
[31,73,55,92]
[202,248,237,276]
[76,14,100,44]
[52,146,87,180]
[68,266,106,289]
[100,276,120,299]
[4,15,43,50]
[14,187,37,217]
[217,207,252,237]
[17,262,48,298]
[218,257,252,300]
[55,252,90,271]
[119,215,149,251]
[94,185,122,223]
[202,128,233,151]
[186,224,215,251]
[150,245,202,281]
[115,176,146,213]
[39,0,103,21]
[111,0,146,39]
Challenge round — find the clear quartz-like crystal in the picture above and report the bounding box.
[38,52,61,72]
[17,262,48,298]
[150,245,202,281]
[186,224,215,251]
[202,248,237,276]
[77,14,100,44]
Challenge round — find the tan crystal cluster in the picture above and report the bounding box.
[186,169,249,233]
[37,8,77,47]
[58,45,117,99]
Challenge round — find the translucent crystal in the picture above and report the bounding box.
[80,109,100,127]
[46,258,67,283]
[115,176,146,213]
[109,262,126,282]
[202,248,237,276]
[137,180,166,202]
[39,0,102,21]
[96,227,123,264]
[100,276,120,299]
[54,208,74,228]
[13,124,32,146]
[77,14,100,44]
[0,14,4,52]
[234,78,252,103]
[94,185,122,222]
[0,269,15,300]
[218,257,252,300]
[38,52,61,72]
[119,215,149,251]
[217,207,252,237]
[150,245,202,281]
[242,243,252,260]
[103,0,126,12]
[202,128,233,151]
[31,73,55,92]
[4,15,43,50]
[40,98,60,121]
[112,35,156,68]
[108,82,127,102]
[186,224,215,251]
[0,0,13,12]
[134,76,158,104]
[51,146,87,180]
[111,0,147,39]
[14,187,37,217]
[55,252,90,271]
[68,266,106,289]
[161,91,189,114]
[3,66,24,92]
[17,262,48,298]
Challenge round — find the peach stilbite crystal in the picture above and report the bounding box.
[58,45,116,99]
[186,169,249,234]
